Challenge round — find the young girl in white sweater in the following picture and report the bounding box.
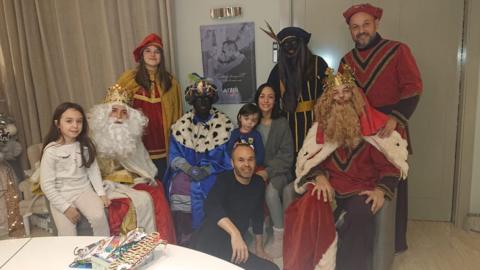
[40,102,110,236]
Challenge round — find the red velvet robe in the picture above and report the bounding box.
[340,35,422,147]
[284,184,336,270]
[322,142,400,198]
[284,142,401,270]
[107,180,176,244]
[133,86,167,159]
[284,86,406,269]
[340,36,422,111]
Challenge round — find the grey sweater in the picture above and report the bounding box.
[258,117,294,189]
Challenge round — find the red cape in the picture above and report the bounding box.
[108,180,176,243]
[284,185,336,270]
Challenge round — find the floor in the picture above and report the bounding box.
[391,221,480,270]
[2,221,480,269]
[270,220,480,269]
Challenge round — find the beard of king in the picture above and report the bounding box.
[315,87,365,149]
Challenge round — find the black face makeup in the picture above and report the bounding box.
[193,96,213,119]
[281,37,300,57]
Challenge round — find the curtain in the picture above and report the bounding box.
[0,0,176,167]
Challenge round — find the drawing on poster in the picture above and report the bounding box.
[200,22,256,104]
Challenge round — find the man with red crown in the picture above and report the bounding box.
[339,3,423,252]
[283,66,409,270]
[88,84,176,243]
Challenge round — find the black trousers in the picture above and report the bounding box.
[153,157,167,179]
[191,221,279,270]
[335,195,375,270]
[395,179,408,252]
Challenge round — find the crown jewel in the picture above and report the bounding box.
[104,84,133,105]
[324,64,356,90]
[186,80,217,97]
[185,73,218,99]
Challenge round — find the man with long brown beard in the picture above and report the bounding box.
[283,66,409,270]
[88,84,176,242]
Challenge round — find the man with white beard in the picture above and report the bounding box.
[88,84,176,242]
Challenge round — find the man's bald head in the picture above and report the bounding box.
[231,143,255,159]
[231,143,256,181]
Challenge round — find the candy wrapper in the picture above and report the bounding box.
[70,229,167,269]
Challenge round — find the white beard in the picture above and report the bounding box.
[89,104,147,159]
[95,119,138,159]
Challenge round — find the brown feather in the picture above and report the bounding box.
[260,21,279,42]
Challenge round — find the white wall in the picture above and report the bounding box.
[471,78,480,213]
[172,0,281,122]
[468,0,480,214]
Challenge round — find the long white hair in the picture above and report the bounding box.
[89,103,148,159]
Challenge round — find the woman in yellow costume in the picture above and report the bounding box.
[116,33,183,181]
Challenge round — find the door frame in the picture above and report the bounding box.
[453,0,480,229]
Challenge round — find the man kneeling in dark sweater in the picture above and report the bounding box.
[191,143,279,270]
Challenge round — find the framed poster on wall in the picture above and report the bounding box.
[200,22,256,104]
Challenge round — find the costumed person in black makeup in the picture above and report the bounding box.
[262,24,328,154]
[164,74,233,246]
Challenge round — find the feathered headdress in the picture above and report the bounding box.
[184,73,219,105]
[260,21,280,43]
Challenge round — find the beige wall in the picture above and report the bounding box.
[468,0,480,214]
[172,0,281,121]
[471,78,480,213]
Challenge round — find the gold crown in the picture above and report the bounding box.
[323,64,356,90]
[104,84,133,105]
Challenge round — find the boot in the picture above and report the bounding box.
[265,226,283,258]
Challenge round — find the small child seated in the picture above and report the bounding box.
[40,102,110,236]
[227,103,265,170]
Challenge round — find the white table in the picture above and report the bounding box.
[0,236,243,270]
[0,238,30,268]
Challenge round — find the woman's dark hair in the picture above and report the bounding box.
[237,103,261,128]
[135,48,173,92]
[42,102,96,168]
[254,82,282,119]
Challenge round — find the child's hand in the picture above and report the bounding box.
[100,195,111,207]
[256,170,268,182]
[64,207,81,224]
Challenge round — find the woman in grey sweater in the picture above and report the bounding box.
[254,83,294,258]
